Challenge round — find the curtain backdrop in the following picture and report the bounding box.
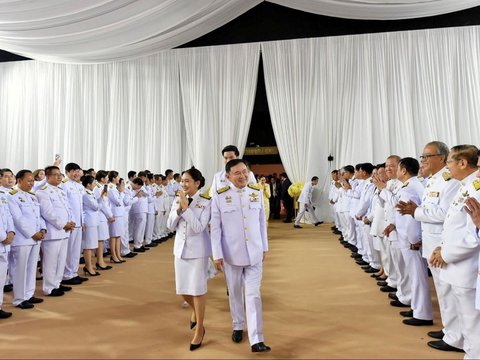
[1,0,480,63]
[177,43,261,186]
[0,51,186,176]
[262,25,480,221]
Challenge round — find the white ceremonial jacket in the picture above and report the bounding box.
[298,181,315,205]
[380,179,403,243]
[355,178,376,219]
[210,170,257,195]
[167,191,212,259]
[82,190,99,227]
[36,184,72,240]
[94,184,113,222]
[440,171,480,289]
[210,184,268,267]
[107,183,125,217]
[0,189,14,253]
[60,178,84,227]
[8,189,46,246]
[414,167,461,259]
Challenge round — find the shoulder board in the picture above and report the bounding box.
[442,172,452,181]
[62,178,68,183]
[200,193,211,200]
[9,189,17,195]
[40,185,48,190]
[109,184,115,188]
[0,190,4,194]
[401,181,409,189]
[247,183,261,191]
[96,183,102,188]
[473,179,480,191]
[217,186,230,194]
[174,190,180,196]
[28,191,36,196]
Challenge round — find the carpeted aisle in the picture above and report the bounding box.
[0,221,462,359]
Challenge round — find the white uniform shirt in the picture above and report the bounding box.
[93,184,113,222]
[298,181,315,205]
[36,184,72,240]
[210,184,268,267]
[440,171,480,289]
[355,178,376,219]
[8,189,46,246]
[380,179,403,242]
[107,183,124,217]
[60,179,84,227]
[82,190,99,227]
[0,189,14,253]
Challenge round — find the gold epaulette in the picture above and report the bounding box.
[442,172,452,181]
[62,178,68,183]
[175,190,180,196]
[96,183,102,188]
[9,189,17,195]
[200,193,211,200]
[473,179,480,191]
[247,183,261,191]
[28,191,35,196]
[0,190,4,194]
[401,181,409,188]
[40,185,48,190]
[217,186,230,194]
[109,183,115,188]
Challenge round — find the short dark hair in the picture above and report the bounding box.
[95,170,108,182]
[132,177,144,186]
[165,169,173,176]
[65,162,81,173]
[16,169,32,180]
[81,175,95,188]
[173,173,180,180]
[280,172,288,178]
[128,171,136,179]
[222,145,240,157]
[45,166,60,176]
[450,145,479,168]
[376,163,386,169]
[154,174,162,180]
[311,176,319,181]
[108,171,119,182]
[399,157,420,176]
[341,165,354,174]
[182,167,205,189]
[0,168,13,177]
[355,164,362,171]
[331,170,338,174]
[359,163,375,175]
[85,168,95,176]
[225,159,247,173]
[138,171,147,178]
[147,173,154,180]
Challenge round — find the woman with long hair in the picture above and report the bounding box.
[80,175,100,276]
[107,171,125,264]
[93,170,112,271]
[167,167,212,351]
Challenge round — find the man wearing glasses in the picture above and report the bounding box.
[397,141,462,352]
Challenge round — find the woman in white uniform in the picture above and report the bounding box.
[167,167,212,351]
[93,171,112,271]
[81,175,100,276]
[107,171,125,264]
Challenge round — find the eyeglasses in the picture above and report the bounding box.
[446,159,459,164]
[419,154,442,161]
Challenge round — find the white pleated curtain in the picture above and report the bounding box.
[177,43,261,186]
[0,51,185,176]
[261,26,480,221]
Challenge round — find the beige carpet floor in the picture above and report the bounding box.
[0,220,463,359]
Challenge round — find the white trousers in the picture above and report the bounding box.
[429,266,464,349]
[400,248,433,320]
[0,252,8,306]
[160,211,169,237]
[339,212,356,245]
[355,220,365,255]
[41,238,68,295]
[10,244,40,305]
[451,286,480,359]
[390,243,411,305]
[145,213,155,245]
[294,203,319,226]
[132,212,147,249]
[224,261,264,345]
[64,227,82,280]
[384,238,398,287]
[153,213,161,240]
[121,215,131,256]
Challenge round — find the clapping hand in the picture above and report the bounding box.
[464,197,480,228]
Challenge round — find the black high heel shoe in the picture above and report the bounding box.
[110,257,124,264]
[95,263,112,270]
[190,328,205,351]
[83,266,100,276]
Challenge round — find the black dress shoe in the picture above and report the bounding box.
[365,268,380,273]
[293,225,302,229]
[0,309,12,319]
[232,330,243,343]
[314,221,323,226]
[380,285,397,292]
[74,276,88,282]
[427,340,464,352]
[399,309,413,317]
[388,293,398,301]
[47,289,64,297]
[61,278,82,285]
[390,300,410,307]
[58,285,72,292]
[145,243,158,248]
[427,330,444,339]
[123,252,137,258]
[104,250,111,256]
[3,284,13,292]
[190,320,197,330]
[16,300,34,309]
[189,328,205,351]
[403,318,433,326]
[377,281,388,287]
[133,247,145,253]
[356,260,369,266]
[96,263,112,270]
[27,296,44,304]
[251,342,271,352]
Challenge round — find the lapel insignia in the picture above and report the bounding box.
[442,172,452,181]
[473,179,480,191]
[225,195,232,204]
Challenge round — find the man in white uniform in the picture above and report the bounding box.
[293,176,323,228]
[0,180,14,318]
[211,159,270,353]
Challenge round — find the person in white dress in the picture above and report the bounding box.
[167,167,212,351]
[80,175,100,276]
[107,171,125,264]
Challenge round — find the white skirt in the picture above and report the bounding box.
[174,256,209,296]
[98,222,109,241]
[82,226,98,250]
[109,216,124,237]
